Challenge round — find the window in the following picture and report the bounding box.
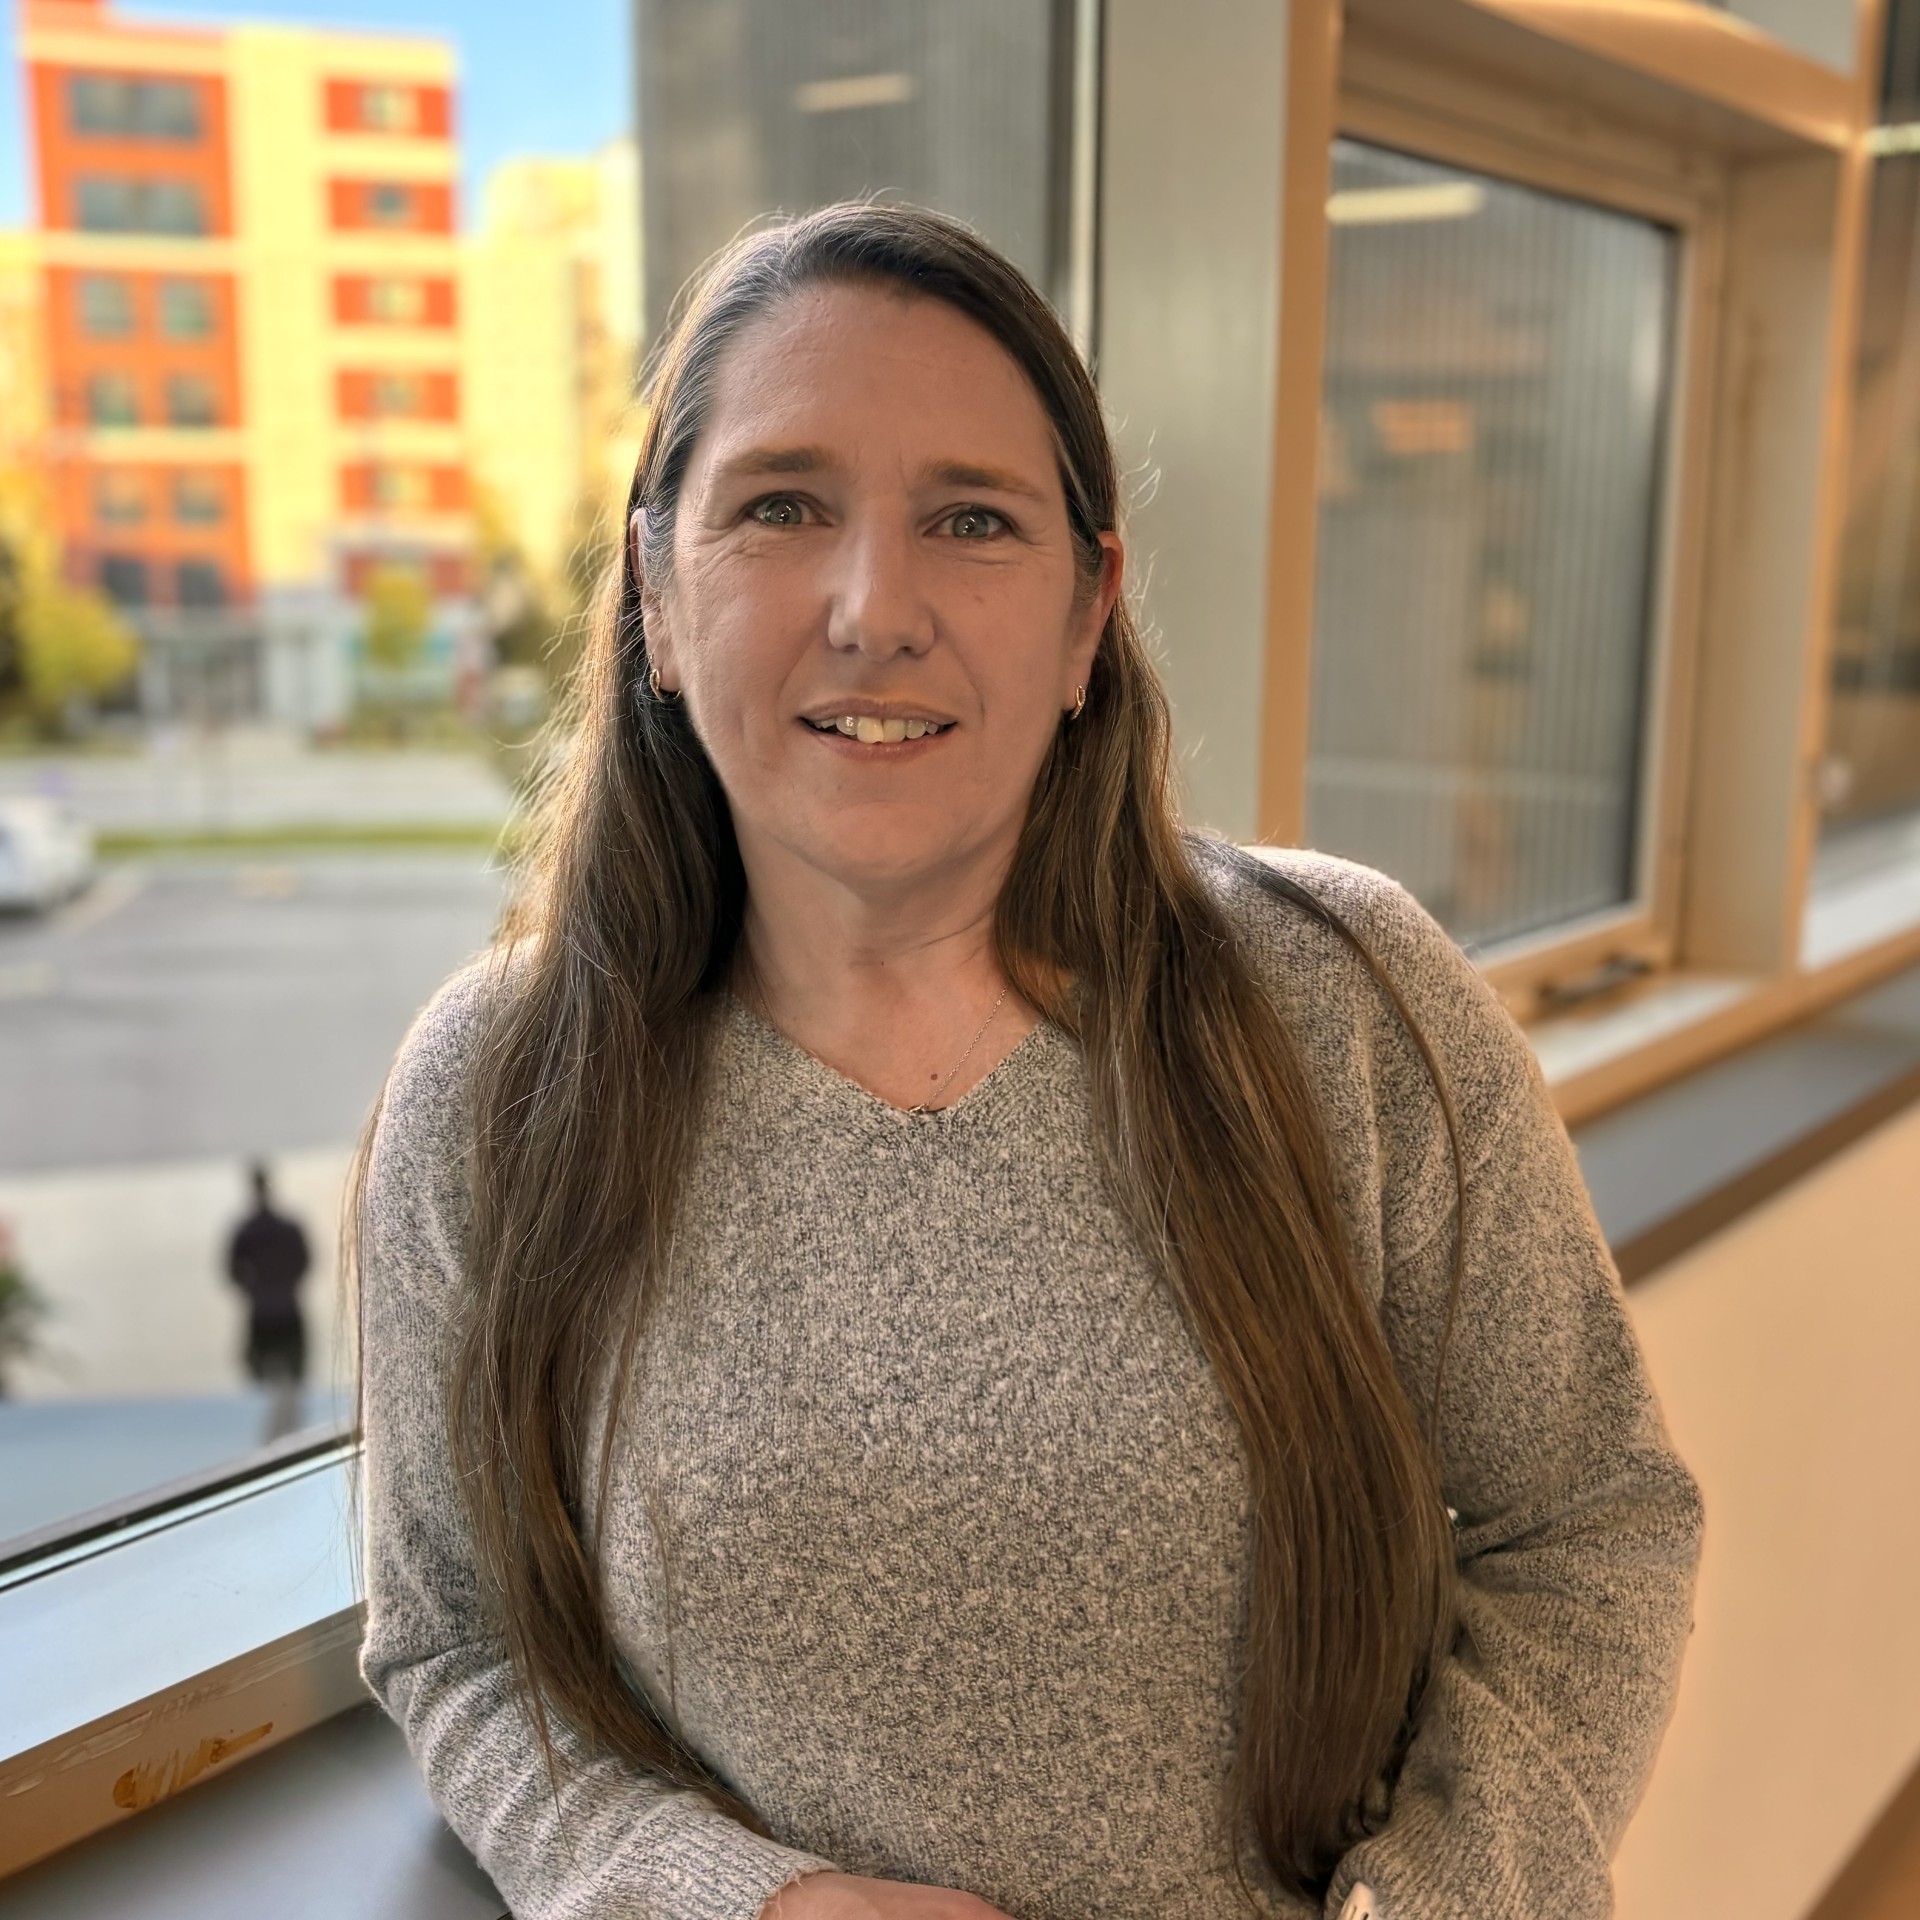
[367,182,416,225]
[358,84,419,132]
[75,177,207,235]
[166,374,220,428]
[365,276,425,322]
[1306,139,1677,950]
[94,471,147,525]
[176,559,227,607]
[172,472,224,524]
[77,274,135,338]
[636,0,1089,337]
[159,278,216,340]
[370,373,425,416]
[86,372,141,426]
[97,553,149,605]
[68,74,203,140]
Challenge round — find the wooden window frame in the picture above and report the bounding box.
[1270,0,1917,1115]
[1322,43,1729,1014]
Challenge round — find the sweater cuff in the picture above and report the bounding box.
[648,1818,838,1920]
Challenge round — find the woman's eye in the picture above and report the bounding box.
[751,496,807,527]
[946,507,1005,540]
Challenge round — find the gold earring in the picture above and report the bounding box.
[1068,684,1087,721]
[648,664,681,705]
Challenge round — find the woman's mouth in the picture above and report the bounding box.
[803,713,953,744]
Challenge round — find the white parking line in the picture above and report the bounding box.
[49,865,148,938]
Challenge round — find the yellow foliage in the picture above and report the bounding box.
[17,573,140,715]
[362,564,434,674]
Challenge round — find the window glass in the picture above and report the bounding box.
[366,276,427,322]
[1803,4,1920,955]
[367,182,416,226]
[166,374,220,428]
[86,372,141,426]
[77,274,135,338]
[94,471,147,525]
[76,177,208,235]
[96,553,149,604]
[176,560,227,607]
[159,279,215,339]
[637,0,1081,337]
[359,84,419,131]
[1306,140,1677,950]
[173,472,224,523]
[371,372,425,416]
[69,74,203,140]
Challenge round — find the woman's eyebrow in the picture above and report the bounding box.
[924,459,1048,502]
[712,444,834,483]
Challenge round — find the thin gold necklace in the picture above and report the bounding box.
[908,985,1009,1114]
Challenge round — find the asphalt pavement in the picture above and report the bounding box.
[0,854,506,1173]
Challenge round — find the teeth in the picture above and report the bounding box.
[817,714,945,740]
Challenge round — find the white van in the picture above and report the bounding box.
[0,798,96,911]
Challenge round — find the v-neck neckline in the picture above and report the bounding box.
[724,992,1058,1129]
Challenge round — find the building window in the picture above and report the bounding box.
[1821,149,1920,838]
[175,560,227,607]
[172,472,224,524]
[86,372,141,426]
[166,375,220,428]
[76,177,208,236]
[94,472,147,525]
[358,84,419,132]
[97,554,149,605]
[77,274,135,337]
[68,74,203,141]
[1306,138,1677,950]
[636,1,1086,338]
[365,276,426,322]
[158,279,215,339]
[367,182,418,226]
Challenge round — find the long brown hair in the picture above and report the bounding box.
[368,202,1463,1900]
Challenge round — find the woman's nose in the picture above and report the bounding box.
[824,517,935,659]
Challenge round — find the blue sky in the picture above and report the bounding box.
[0,0,631,227]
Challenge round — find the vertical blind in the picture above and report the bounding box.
[1307,139,1676,950]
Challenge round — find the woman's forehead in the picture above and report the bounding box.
[689,282,1059,483]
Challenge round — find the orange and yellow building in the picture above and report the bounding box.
[18,0,476,721]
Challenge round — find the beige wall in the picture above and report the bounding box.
[1614,1104,1920,1919]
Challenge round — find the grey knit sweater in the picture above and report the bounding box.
[359,847,1702,1920]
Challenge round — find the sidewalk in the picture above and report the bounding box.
[0,1146,354,1402]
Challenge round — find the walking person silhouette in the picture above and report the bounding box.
[227,1161,311,1443]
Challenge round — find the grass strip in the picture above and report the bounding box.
[97,822,515,856]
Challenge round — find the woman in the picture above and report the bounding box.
[357,203,1701,1920]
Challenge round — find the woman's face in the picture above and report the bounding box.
[639,282,1121,903]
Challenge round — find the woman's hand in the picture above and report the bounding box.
[763,1871,1018,1920]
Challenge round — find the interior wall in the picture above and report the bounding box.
[1613,1102,1920,1919]
[1097,0,1289,841]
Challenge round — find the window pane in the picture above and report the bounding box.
[173,472,224,523]
[167,374,220,427]
[637,0,1079,337]
[76,177,207,235]
[1307,140,1676,949]
[86,372,141,425]
[77,274,135,338]
[70,74,202,139]
[94,472,147,524]
[159,278,215,339]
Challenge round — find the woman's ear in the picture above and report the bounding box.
[1068,531,1124,693]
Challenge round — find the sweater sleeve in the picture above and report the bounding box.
[1306,873,1704,1920]
[357,967,838,1920]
